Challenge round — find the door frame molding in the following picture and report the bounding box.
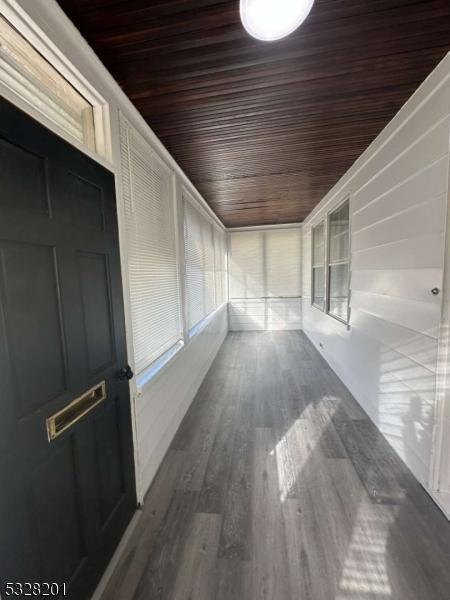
[430,128,450,518]
[0,0,112,167]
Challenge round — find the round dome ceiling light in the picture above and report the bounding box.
[240,0,314,42]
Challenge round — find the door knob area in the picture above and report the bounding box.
[117,365,134,381]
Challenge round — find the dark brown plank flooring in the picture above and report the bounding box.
[102,331,450,600]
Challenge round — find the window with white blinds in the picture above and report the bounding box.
[214,228,228,307]
[184,191,226,331]
[229,229,301,298]
[120,116,183,374]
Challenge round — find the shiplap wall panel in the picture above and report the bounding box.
[352,195,446,253]
[352,117,450,213]
[352,156,448,232]
[351,269,443,304]
[350,291,441,337]
[352,233,445,271]
[302,54,450,492]
[350,309,439,373]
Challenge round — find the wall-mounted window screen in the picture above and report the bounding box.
[0,16,96,150]
[328,200,350,322]
[184,193,224,330]
[120,117,183,374]
[312,222,325,310]
[229,229,301,299]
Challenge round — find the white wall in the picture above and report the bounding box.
[301,52,450,494]
[7,0,228,503]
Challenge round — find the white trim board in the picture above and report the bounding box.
[430,121,450,499]
[0,0,112,166]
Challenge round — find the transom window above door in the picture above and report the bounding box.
[0,13,110,160]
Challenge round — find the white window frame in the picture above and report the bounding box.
[311,220,326,311]
[311,197,351,325]
[0,0,112,166]
[183,188,227,339]
[119,113,184,386]
[326,197,351,325]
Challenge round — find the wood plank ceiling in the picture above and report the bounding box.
[59,0,450,226]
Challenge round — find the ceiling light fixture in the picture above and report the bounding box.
[240,0,314,42]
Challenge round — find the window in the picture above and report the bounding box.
[229,231,265,299]
[0,15,96,151]
[120,116,183,375]
[311,222,325,310]
[327,200,350,323]
[229,228,301,298]
[214,228,228,307]
[184,191,226,333]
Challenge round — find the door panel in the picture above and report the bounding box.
[0,136,49,215]
[67,174,105,231]
[77,251,115,375]
[0,241,68,417]
[30,439,87,583]
[0,97,136,599]
[94,397,126,526]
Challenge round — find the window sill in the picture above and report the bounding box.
[311,302,325,313]
[310,302,351,330]
[135,339,184,392]
[135,303,227,394]
[327,311,351,330]
[188,303,227,340]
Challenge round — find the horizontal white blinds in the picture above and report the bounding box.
[184,192,226,330]
[120,116,183,374]
[229,229,301,298]
[214,228,227,307]
[229,231,265,299]
[266,229,301,297]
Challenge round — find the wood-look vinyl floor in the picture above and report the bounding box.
[102,331,450,600]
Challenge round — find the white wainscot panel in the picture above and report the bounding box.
[229,298,302,331]
[134,306,228,499]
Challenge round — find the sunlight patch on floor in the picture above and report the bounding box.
[337,504,394,599]
[273,397,338,502]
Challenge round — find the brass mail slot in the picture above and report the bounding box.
[46,381,106,441]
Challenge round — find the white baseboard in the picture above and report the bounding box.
[429,490,450,520]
